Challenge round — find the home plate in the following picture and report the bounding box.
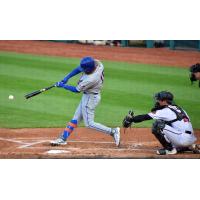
[46,150,70,154]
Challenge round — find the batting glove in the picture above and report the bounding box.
[56,81,65,88]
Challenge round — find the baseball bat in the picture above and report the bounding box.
[25,84,56,99]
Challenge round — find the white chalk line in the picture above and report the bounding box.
[0,137,157,145]
[18,145,154,151]
[0,137,48,149]
[0,137,157,152]
[18,141,48,149]
[18,140,157,150]
[21,146,155,152]
[0,137,27,145]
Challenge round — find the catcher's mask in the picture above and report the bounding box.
[154,91,174,105]
[189,63,200,87]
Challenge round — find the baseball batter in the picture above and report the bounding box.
[123,91,200,155]
[51,56,120,146]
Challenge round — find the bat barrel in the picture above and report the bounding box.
[24,84,55,99]
[25,90,41,99]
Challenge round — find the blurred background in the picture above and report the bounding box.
[56,40,200,50]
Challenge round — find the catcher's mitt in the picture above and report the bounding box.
[122,110,134,128]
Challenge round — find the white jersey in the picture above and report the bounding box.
[76,60,104,94]
[148,105,194,133]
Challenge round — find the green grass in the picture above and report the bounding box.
[0,51,200,129]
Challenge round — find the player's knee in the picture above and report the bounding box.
[152,120,166,136]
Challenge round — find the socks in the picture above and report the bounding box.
[62,119,77,140]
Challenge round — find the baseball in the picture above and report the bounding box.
[8,95,14,100]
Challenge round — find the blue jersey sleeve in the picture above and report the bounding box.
[62,66,83,84]
[63,85,80,93]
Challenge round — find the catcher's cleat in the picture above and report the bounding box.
[111,127,120,147]
[50,138,67,146]
[156,148,177,155]
[189,144,200,154]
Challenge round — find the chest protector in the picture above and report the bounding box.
[166,106,190,126]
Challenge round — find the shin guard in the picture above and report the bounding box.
[152,120,173,150]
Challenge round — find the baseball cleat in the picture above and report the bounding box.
[189,144,200,154]
[112,127,120,147]
[156,148,177,155]
[50,138,67,146]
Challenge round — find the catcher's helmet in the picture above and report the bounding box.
[154,91,174,104]
[80,56,95,74]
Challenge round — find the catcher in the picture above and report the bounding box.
[122,91,200,155]
[189,63,200,87]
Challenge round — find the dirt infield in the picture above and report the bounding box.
[0,128,199,158]
[0,40,199,67]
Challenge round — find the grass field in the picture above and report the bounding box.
[0,51,200,129]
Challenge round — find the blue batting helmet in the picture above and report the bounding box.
[80,56,95,74]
